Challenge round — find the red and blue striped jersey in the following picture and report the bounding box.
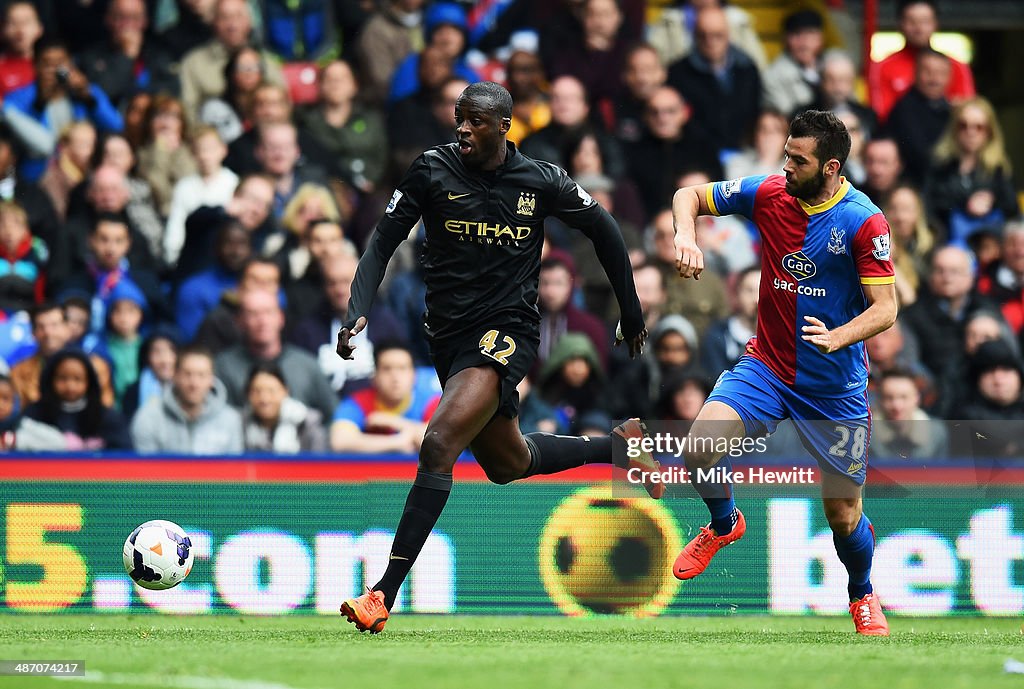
[707,175,894,397]
[332,387,441,433]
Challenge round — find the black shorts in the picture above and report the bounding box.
[429,322,539,419]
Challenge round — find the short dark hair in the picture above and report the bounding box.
[246,360,288,392]
[866,136,900,154]
[29,301,63,328]
[457,81,513,120]
[236,173,274,195]
[632,260,665,288]
[61,295,91,314]
[241,257,281,280]
[215,217,249,244]
[916,46,949,65]
[91,212,129,235]
[735,264,762,285]
[138,329,179,371]
[32,35,69,63]
[879,367,919,386]
[373,340,414,367]
[306,217,343,238]
[540,254,574,275]
[623,41,661,66]
[789,110,851,168]
[898,0,937,18]
[175,344,214,370]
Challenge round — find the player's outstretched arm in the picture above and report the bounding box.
[338,155,430,360]
[578,206,646,357]
[336,228,405,360]
[671,183,714,280]
[801,282,898,354]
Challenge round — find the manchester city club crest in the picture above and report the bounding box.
[517,191,536,216]
[827,227,846,255]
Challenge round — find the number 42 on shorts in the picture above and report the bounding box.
[478,329,517,365]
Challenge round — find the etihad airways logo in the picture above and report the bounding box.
[444,219,533,245]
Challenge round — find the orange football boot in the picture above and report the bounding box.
[673,509,747,580]
[340,588,389,633]
[612,418,665,499]
[849,593,890,636]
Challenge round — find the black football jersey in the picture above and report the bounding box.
[377,142,611,340]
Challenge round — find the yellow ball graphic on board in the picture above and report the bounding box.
[539,486,681,617]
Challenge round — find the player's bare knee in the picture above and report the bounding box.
[824,505,859,538]
[684,444,723,472]
[418,431,458,474]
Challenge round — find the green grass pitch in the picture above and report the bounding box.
[0,615,1021,689]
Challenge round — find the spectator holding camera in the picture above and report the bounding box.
[3,36,122,182]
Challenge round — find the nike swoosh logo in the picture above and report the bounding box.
[389,555,409,561]
[448,192,470,200]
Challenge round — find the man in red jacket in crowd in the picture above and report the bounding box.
[868,0,974,123]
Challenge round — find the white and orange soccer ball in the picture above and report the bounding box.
[122,520,194,590]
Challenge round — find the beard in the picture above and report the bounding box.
[785,168,827,201]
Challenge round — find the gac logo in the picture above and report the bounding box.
[782,251,817,281]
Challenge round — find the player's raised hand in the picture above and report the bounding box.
[676,238,704,280]
[801,316,835,354]
[336,316,367,360]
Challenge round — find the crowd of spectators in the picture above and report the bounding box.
[0,0,1020,460]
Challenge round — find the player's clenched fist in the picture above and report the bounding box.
[336,316,367,360]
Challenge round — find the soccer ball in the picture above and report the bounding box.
[539,487,681,617]
[122,520,194,590]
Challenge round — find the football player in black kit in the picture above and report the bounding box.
[336,82,661,633]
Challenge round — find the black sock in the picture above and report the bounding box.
[521,433,618,478]
[372,470,452,610]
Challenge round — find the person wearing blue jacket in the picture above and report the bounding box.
[388,2,479,104]
[2,36,123,182]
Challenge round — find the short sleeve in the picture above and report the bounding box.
[549,166,604,226]
[332,398,366,429]
[851,214,896,285]
[706,175,768,219]
[376,154,432,242]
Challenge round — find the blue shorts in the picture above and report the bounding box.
[706,356,870,484]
